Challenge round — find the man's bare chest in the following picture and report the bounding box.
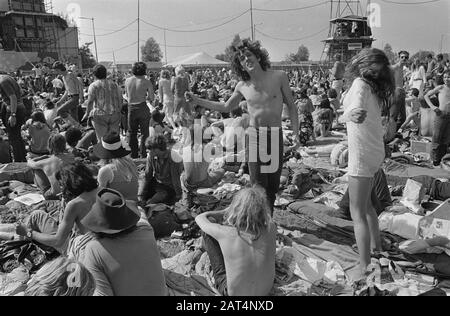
[241,83,281,105]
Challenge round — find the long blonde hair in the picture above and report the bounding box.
[99,156,138,182]
[25,257,95,296]
[225,187,272,241]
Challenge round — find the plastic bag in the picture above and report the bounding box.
[400,179,425,214]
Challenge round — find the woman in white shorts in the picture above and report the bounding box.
[158,70,176,129]
[342,48,395,278]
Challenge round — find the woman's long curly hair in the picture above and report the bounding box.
[25,257,95,296]
[230,39,271,82]
[56,163,98,202]
[345,48,395,107]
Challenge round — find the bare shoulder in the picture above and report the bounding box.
[234,80,246,93]
[271,70,287,80]
[64,198,82,215]
[235,80,246,89]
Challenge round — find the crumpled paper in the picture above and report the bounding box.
[294,257,346,284]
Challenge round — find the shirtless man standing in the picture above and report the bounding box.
[425,70,450,166]
[390,51,410,130]
[187,40,300,212]
[125,62,155,158]
[195,187,276,296]
[53,62,84,122]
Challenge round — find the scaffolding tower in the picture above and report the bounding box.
[322,0,374,62]
[43,0,61,58]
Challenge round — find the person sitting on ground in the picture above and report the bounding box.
[180,126,225,208]
[27,134,75,199]
[313,96,334,138]
[139,135,183,207]
[43,100,58,127]
[296,87,316,146]
[23,257,95,296]
[65,126,85,158]
[81,188,167,296]
[192,105,210,128]
[149,109,172,140]
[94,132,139,202]
[210,107,250,154]
[53,111,81,132]
[309,86,322,108]
[24,111,51,157]
[399,88,422,132]
[328,88,341,123]
[195,187,276,296]
[14,163,99,259]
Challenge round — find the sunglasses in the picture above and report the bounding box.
[400,56,409,60]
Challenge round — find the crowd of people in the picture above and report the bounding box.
[0,38,449,296]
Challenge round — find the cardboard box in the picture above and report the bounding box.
[425,199,450,220]
[410,140,432,155]
[418,199,450,239]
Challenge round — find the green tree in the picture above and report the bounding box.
[285,45,310,63]
[410,50,435,62]
[215,53,227,62]
[383,43,396,64]
[216,34,242,62]
[79,44,96,69]
[141,37,163,62]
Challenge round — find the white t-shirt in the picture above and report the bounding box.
[343,78,385,177]
[44,108,58,126]
[52,78,64,89]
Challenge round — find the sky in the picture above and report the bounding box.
[52,0,450,63]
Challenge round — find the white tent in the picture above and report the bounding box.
[165,52,228,67]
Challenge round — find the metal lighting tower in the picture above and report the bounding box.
[137,0,140,62]
[80,16,98,62]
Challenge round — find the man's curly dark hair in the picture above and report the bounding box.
[230,39,271,81]
[56,163,98,202]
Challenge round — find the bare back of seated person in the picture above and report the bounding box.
[197,206,277,296]
[218,223,277,296]
[68,188,99,235]
[28,153,75,196]
[184,145,210,185]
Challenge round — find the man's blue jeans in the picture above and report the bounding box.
[432,113,450,165]
[127,103,151,159]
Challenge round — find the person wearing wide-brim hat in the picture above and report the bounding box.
[94,133,139,202]
[81,188,167,296]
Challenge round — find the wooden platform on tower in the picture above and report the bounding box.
[322,1,375,63]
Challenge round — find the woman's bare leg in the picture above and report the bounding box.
[366,201,382,253]
[349,176,374,276]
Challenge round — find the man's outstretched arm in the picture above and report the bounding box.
[188,83,243,113]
